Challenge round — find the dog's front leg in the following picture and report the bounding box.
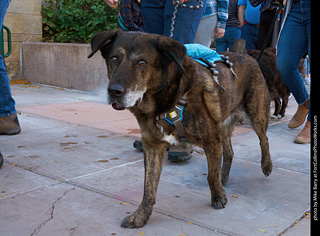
[204,140,228,210]
[121,139,166,228]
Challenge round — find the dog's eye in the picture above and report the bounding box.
[138,60,147,67]
[111,56,118,64]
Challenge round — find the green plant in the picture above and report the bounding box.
[41,0,118,43]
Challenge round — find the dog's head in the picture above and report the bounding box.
[88,30,186,110]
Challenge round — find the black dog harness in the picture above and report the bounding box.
[157,56,237,141]
[156,94,187,141]
[200,55,238,91]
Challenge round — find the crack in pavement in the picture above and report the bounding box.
[30,188,75,236]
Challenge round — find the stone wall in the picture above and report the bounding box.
[21,42,109,94]
[3,0,42,80]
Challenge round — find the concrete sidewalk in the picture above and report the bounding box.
[0,84,310,236]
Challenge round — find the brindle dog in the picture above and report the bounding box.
[88,30,272,228]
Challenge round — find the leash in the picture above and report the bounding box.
[169,0,204,39]
[256,2,284,62]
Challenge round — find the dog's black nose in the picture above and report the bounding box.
[108,84,125,98]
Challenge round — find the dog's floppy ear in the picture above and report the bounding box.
[156,35,186,70]
[88,30,119,58]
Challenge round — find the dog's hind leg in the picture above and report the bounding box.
[244,90,273,177]
[255,126,272,177]
[204,135,228,209]
[221,123,236,186]
[247,110,273,177]
[279,94,289,118]
[273,97,281,117]
[121,140,167,228]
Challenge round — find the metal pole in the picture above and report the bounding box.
[0,25,12,58]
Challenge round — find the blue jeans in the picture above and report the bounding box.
[141,0,207,44]
[0,0,16,117]
[241,23,259,50]
[276,0,311,121]
[215,27,241,52]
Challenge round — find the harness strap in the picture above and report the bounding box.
[199,58,225,91]
[157,94,187,141]
[219,55,238,79]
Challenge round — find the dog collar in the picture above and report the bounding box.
[157,94,187,141]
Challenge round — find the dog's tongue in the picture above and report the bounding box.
[112,103,125,110]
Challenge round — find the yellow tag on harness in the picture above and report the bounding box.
[169,111,177,119]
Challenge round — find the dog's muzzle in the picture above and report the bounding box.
[108,84,125,98]
[108,84,126,110]
[107,83,145,111]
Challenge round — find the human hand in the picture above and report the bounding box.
[214,27,225,39]
[105,0,119,9]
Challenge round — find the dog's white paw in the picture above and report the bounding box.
[277,114,283,119]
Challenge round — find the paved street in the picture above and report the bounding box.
[0,84,310,236]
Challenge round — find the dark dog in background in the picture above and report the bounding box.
[89,31,272,228]
[232,39,290,118]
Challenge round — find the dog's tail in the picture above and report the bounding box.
[232,39,247,54]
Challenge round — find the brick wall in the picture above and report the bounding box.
[3,0,42,80]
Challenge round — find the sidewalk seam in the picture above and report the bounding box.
[65,159,144,182]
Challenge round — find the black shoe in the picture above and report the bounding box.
[133,140,143,152]
[0,152,3,168]
[133,140,193,162]
[167,142,193,162]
